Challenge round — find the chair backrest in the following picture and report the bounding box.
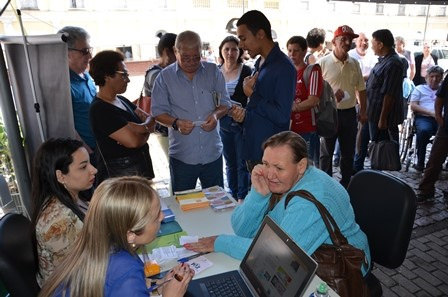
[0,175,14,210]
[0,213,40,297]
[347,170,417,269]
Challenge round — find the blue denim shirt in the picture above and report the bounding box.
[70,70,97,149]
[151,61,231,165]
[242,44,296,161]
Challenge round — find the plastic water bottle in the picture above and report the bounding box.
[309,282,329,297]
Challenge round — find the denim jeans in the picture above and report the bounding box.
[415,115,438,167]
[169,156,224,193]
[220,122,250,200]
[300,131,320,167]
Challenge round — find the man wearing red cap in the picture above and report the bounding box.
[318,25,367,188]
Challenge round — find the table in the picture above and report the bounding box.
[162,195,340,297]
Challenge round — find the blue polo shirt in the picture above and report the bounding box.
[151,61,231,165]
[242,43,296,161]
[70,70,97,149]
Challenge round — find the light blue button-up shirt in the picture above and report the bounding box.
[151,61,231,165]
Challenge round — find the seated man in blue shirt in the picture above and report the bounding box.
[151,31,231,193]
[409,65,444,171]
[58,26,97,156]
[231,10,296,173]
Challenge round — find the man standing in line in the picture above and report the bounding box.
[367,29,404,143]
[348,32,378,172]
[417,74,448,203]
[231,10,296,172]
[58,26,96,158]
[318,25,367,188]
[151,31,231,193]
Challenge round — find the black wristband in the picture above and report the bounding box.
[172,118,179,131]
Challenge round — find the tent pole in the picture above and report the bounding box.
[423,3,430,43]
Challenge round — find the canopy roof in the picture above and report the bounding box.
[330,0,447,5]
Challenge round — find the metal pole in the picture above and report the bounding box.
[0,44,32,217]
[423,4,430,42]
[16,9,46,142]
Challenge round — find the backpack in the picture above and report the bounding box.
[303,64,338,138]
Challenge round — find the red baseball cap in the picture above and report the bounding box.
[334,25,359,39]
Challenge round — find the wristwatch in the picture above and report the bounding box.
[172,118,179,131]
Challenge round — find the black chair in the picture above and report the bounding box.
[347,170,417,297]
[0,213,40,297]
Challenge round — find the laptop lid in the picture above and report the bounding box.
[239,216,318,297]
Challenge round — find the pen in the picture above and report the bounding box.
[177,252,209,263]
[148,276,173,293]
[148,274,184,292]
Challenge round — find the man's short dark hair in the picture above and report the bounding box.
[287,36,307,52]
[157,33,177,56]
[236,10,272,41]
[306,28,325,49]
[372,29,395,48]
[58,26,90,48]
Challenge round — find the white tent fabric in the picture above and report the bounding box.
[1,34,76,169]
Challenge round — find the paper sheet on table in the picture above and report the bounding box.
[186,256,213,274]
[179,235,199,245]
[151,245,178,262]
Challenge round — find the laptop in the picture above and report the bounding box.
[186,216,318,297]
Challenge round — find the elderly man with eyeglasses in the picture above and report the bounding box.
[58,26,96,156]
[151,31,231,193]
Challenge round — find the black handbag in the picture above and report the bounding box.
[368,129,401,171]
[284,190,370,297]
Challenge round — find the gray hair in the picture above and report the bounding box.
[395,36,405,45]
[58,26,90,48]
[427,65,444,77]
[175,30,202,51]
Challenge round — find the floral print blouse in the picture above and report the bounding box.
[35,198,83,286]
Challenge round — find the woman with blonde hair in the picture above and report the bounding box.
[39,176,194,297]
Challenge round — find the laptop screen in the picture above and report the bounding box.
[240,216,317,297]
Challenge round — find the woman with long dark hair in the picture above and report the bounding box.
[31,138,97,286]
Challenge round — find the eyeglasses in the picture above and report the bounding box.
[68,47,93,56]
[115,71,130,79]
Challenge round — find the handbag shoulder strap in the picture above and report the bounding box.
[285,190,348,246]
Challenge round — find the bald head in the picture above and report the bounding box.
[175,30,202,52]
[355,32,369,55]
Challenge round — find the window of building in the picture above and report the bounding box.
[117,46,133,61]
[300,1,309,10]
[328,2,335,12]
[18,0,38,9]
[417,5,427,16]
[70,0,85,9]
[352,3,360,14]
[398,4,406,16]
[264,1,279,9]
[227,0,247,8]
[376,4,384,15]
[436,6,446,16]
[193,0,210,8]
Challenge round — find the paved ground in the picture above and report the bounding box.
[148,134,448,297]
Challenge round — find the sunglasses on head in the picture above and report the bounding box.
[68,47,93,56]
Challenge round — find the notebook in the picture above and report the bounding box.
[186,216,318,297]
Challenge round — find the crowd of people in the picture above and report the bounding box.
[27,8,448,297]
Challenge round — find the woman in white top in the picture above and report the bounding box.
[218,36,253,202]
[414,43,438,86]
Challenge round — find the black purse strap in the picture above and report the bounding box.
[285,190,348,247]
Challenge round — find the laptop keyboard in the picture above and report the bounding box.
[204,275,246,297]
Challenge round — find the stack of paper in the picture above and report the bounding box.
[175,190,210,211]
[203,186,236,211]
